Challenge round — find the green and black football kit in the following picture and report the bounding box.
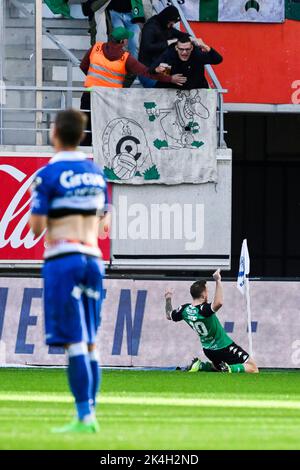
[171,302,249,370]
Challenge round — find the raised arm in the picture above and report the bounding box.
[211,269,223,312]
[191,37,223,64]
[165,289,174,320]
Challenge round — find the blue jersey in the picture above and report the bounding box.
[43,253,105,346]
[30,151,108,259]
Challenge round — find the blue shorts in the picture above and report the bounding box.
[43,254,105,346]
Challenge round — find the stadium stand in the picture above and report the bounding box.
[2,0,90,145]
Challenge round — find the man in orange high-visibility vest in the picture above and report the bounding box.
[80,26,186,145]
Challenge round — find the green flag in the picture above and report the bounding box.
[44,0,71,18]
[131,0,145,22]
[286,0,300,20]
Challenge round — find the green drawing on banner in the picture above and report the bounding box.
[153,139,168,149]
[144,102,156,109]
[192,141,204,148]
[188,122,199,129]
[104,166,121,180]
[143,165,160,180]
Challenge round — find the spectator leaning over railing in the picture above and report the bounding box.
[138,5,182,88]
[79,26,187,145]
[150,32,223,90]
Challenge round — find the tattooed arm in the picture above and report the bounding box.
[165,290,173,320]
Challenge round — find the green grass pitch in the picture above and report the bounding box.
[0,368,300,450]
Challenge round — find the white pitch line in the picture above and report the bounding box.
[0,393,300,410]
[100,396,300,410]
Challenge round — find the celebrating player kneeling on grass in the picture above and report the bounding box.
[165,269,258,373]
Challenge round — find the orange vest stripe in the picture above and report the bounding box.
[90,63,127,78]
[87,70,124,86]
[84,42,129,88]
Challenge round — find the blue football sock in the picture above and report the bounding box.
[67,343,93,421]
[89,350,101,407]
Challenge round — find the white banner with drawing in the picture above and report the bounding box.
[91,88,217,185]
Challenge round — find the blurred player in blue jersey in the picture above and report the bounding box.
[29,109,110,433]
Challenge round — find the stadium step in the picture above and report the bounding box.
[42,34,90,51]
[43,64,85,83]
[6,27,34,47]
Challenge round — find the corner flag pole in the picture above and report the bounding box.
[245,276,253,357]
[237,239,253,357]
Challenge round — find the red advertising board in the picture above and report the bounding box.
[192,19,300,104]
[0,155,110,262]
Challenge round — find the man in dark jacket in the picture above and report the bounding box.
[150,32,223,90]
[138,5,182,87]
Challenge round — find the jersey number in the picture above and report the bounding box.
[191,321,208,337]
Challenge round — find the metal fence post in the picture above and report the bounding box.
[218,93,226,148]
[66,60,73,108]
[35,0,43,145]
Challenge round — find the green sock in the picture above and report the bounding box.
[200,362,214,372]
[229,363,245,373]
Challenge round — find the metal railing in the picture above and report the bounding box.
[0,85,91,146]
[43,31,80,108]
[0,0,86,144]
[8,0,80,106]
[8,0,33,17]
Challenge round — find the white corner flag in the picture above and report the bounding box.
[237,239,253,356]
[237,239,250,295]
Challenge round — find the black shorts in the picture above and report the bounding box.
[203,342,249,370]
